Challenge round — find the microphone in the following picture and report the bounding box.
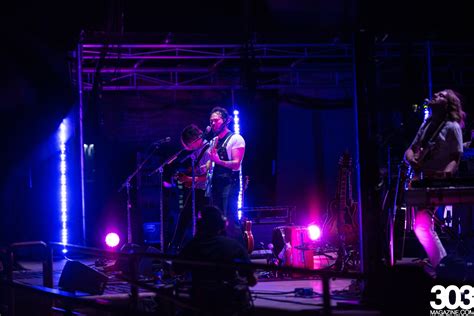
[153,137,171,145]
[412,98,431,112]
[202,126,213,140]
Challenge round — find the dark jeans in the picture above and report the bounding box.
[168,189,208,253]
[211,172,244,246]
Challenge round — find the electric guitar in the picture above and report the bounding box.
[384,120,448,266]
[175,171,206,188]
[204,137,219,197]
[174,143,211,188]
[408,119,448,180]
[323,153,358,246]
[242,219,254,254]
[239,176,254,253]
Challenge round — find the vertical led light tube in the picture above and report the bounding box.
[59,121,68,253]
[233,109,243,220]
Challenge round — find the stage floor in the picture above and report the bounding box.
[6,257,379,315]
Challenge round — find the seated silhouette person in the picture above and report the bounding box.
[174,205,256,316]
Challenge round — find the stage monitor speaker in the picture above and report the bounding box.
[113,243,160,277]
[436,255,474,284]
[58,260,108,295]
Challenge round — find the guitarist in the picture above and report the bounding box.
[169,124,211,252]
[207,106,246,246]
[404,89,465,270]
[176,124,211,188]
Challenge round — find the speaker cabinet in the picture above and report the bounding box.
[58,260,108,295]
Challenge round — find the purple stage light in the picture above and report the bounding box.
[105,232,120,248]
[308,224,321,241]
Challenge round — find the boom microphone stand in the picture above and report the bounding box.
[118,145,163,245]
[180,151,199,236]
[149,149,183,252]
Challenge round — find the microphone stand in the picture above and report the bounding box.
[180,151,198,236]
[118,145,162,245]
[149,148,184,252]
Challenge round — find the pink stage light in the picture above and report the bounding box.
[105,232,120,248]
[308,224,321,241]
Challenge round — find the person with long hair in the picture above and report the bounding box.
[404,89,465,271]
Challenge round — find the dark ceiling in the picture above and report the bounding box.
[1,0,473,166]
[1,0,473,244]
[4,0,474,50]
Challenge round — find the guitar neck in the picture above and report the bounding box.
[338,168,348,210]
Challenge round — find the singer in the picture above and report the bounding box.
[207,106,246,246]
[403,89,465,275]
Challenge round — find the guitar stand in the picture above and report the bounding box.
[330,238,359,272]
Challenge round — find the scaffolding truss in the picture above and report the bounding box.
[73,43,355,91]
[72,40,474,92]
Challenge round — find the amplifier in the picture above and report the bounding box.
[460,148,474,176]
[143,222,160,244]
[240,206,294,224]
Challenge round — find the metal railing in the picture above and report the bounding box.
[1,241,366,315]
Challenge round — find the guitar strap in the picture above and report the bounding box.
[217,132,235,160]
[196,142,210,165]
[420,119,447,149]
[417,119,447,164]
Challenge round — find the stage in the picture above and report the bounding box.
[3,255,381,315]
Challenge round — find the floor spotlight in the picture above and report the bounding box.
[105,232,120,248]
[307,224,321,241]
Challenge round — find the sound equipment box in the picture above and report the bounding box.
[58,260,108,295]
[241,206,294,248]
[112,243,160,277]
[272,225,314,269]
[143,222,161,244]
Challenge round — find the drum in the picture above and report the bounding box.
[271,226,314,269]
